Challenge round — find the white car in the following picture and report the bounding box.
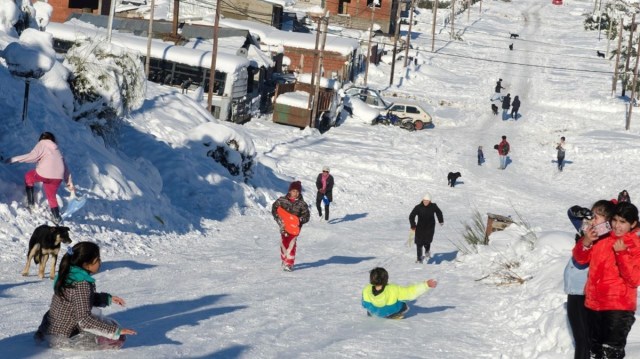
[386,102,433,130]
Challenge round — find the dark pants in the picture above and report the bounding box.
[316,192,330,220]
[558,154,565,171]
[416,241,432,260]
[567,295,590,359]
[588,309,636,358]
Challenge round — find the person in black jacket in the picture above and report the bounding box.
[315,166,334,221]
[409,192,444,263]
[495,79,505,93]
[501,93,511,117]
[510,95,521,119]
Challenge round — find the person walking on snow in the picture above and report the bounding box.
[5,132,74,224]
[496,135,510,170]
[501,93,511,117]
[556,136,566,171]
[477,146,485,166]
[272,181,310,272]
[315,166,334,221]
[510,95,521,119]
[409,192,444,263]
[495,79,505,93]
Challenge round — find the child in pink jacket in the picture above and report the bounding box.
[6,132,73,223]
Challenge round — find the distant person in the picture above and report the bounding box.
[34,242,137,350]
[409,192,444,263]
[495,135,510,170]
[315,166,334,221]
[5,132,74,223]
[495,78,505,93]
[271,181,310,272]
[618,190,631,203]
[510,95,521,119]
[556,137,566,172]
[501,93,511,117]
[573,202,640,359]
[477,146,485,166]
[361,267,437,319]
[565,201,615,359]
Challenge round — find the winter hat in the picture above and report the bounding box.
[322,166,330,172]
[289,181,302,192]
[422,192,432,201]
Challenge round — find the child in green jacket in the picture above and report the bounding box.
[361,267,437,319]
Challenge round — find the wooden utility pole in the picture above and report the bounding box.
[389,0,402,85]
[307,15,322,114]
[450,0,456,39]
[206,0,221,114]
[431,0,438,52]
[404,0,416,67]
[480,0,482,14]
[606,14,615,57]
[145,0,156,78]
[172,0,180,38]
[467,0,470,23]
[364,5,376,86]
[626,37,640,130]
[623,14,635,97]
[613,19,624,95]
[310,15,328,128]
[107,0,116,42]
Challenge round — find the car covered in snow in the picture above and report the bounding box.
[386,101,433,130]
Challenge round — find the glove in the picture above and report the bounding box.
[411,226,416,231]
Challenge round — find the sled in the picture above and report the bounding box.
[61,178,86,220]
[277,207,300,236]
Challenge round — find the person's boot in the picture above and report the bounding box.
[325,206,330,221]
[50,207,62,225]
[25,186,35,209]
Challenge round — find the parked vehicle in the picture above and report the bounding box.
[386,102,432,130]
[371,111,417,131]
[344,86,391,110]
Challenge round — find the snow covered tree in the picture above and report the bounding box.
[63,37,145,137]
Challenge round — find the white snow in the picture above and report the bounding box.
[1,0,640,358]
[274,90,309,108]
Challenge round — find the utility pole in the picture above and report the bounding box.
[206,0,221,114]
[623,14,635,97]
[626,37,640,130]
[145,0,156,78]
[172,0,180,38]
[467,0,470,23]
[597,0,603,41]
[479,0,482,14]
[389,0,402,85]
[364,4,376,86]
[606,13,615,57]
[431,0,438,52]
[613,18,623,96]
[107,0,116,42]
[311,15,328,128]
[404,0,416,67]
[450,0,455,39]
[308,14,323,122]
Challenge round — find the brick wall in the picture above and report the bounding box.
[285,47,352,80]
[326,0,397,34]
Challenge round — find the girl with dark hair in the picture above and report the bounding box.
[5,131,74,223]
[361,267,437,319]
[35,242,136,350]
[573,202,640,358]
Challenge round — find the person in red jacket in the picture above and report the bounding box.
[572,202,640,359]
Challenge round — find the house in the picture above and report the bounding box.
[327,0,401,35]
[47,0,108,23]
[220,18,361,82]
[220,0,284,30]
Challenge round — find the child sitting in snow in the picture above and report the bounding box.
[361,267,437,319]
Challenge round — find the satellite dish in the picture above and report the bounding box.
[236,48,248,57]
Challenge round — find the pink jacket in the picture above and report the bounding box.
[10,140,69,181]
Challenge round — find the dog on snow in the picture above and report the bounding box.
[596,50,605,58]
[447,172,462,187]
[22,224,72,279]
[491,103,499,115]
[510,33,519,39]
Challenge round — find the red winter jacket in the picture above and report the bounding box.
[573,230,640,311]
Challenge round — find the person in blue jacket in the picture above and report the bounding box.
[564,200,615,359]
[362,267,437,319]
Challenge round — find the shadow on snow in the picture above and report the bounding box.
[427,250,458,265]
[294,255,376,271]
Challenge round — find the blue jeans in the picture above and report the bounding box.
[499,155,507,169]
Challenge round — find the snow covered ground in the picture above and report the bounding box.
[1,0,640,358]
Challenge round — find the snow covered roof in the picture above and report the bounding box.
[296,73,341,90]
[220,18,359,56]
[45,21,250,74]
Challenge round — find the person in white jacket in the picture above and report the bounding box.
[5,132,73,223]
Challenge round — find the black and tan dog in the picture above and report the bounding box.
[22,225,72,279]
[447,172,462,187]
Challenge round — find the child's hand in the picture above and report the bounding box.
[121,328,137,335]
[112,296,126,306]
[426,279,438,288]
[613,238,628,252]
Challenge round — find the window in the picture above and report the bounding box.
[406,106,421,114]
[389,105,405,112]
[367,0,382,8]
